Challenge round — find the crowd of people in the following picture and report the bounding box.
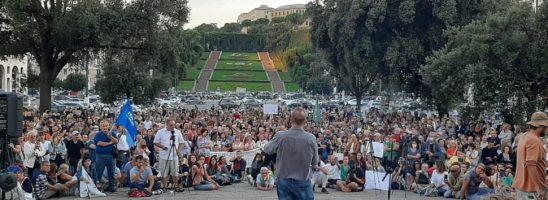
[0,102,547,200]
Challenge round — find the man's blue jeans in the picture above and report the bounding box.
[277,179,314,200]
[129,182,161,191]
[95,153,116,192]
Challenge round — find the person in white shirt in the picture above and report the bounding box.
[431,161,449,196]
[498,123,513,146]
[256,134,268,151]
[116,126,130,165]
[153,119,185,192]
[23,130,46,178]
[311,159,330,193]
[325,155,341,188]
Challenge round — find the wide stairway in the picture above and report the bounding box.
[259,52,285,93]
[195,51,221,91]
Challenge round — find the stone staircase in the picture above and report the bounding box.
[258,52,285,92]
[194,51,221,91]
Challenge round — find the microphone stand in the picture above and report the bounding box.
[381,138,395,200]
[161,130,179,195]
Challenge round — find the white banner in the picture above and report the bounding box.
[210,148,262,168]
[364,171,390,191]
[263,104,278,115]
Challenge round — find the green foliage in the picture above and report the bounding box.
[285,82,301,92]
[0,0,190,111]
[194,23,219,32]
[422,2,548,122]
[25,71,40,89]
[220,23,242,33]
[95,50,170,105]
[278,72,293,81]
[203,32,267,52]
[211,71,268,81]
[177,80,195,91]
[62,73,87,91]
[208,81,272,91]
[186,68,201,80]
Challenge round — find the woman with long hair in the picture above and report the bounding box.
[77,156,106,197]
[243,134,256,151]
[48,134,67,167]
[191,156,220,191]
[247,153,264,185]
[346,134,360,155]
[232,133,245,152]
[431,160,449,196]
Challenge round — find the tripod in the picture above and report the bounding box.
[381,138,395,200]
[161,130,181,195]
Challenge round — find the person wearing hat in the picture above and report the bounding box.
[514,112,548,200]
[2,165,33,200]
[65,130,85,174]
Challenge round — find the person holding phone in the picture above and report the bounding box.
[431,160,449,196]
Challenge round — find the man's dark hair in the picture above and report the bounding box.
[135,155,144,161]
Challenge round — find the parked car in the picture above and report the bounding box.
[219,99,240,109]
[244,99,263,107]
[51,102,66,113]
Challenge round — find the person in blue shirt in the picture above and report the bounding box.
[93,120,119,193]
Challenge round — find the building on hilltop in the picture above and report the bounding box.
[238,4,309,33]
[237,5,273,23]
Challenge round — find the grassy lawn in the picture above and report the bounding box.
[193,59,207,69]
[200,52,210,60]
[211,70,268,81]
[186,68,201,80]
[216,60,264,70]
[278,72,292,81]
[208,82,272,91]
[285,82,301,92]
[220,52,259,61]
[177,80,195,91]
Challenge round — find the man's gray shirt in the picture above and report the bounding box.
[264,128,319,181]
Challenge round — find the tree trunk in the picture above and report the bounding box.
[39,71,54,112]
[356,95,362,116]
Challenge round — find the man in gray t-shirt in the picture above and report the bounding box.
[129,155,160,193]
[264,108,318,200]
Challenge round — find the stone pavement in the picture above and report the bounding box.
[259,52,285,93]
[195,51,221,91]
[55,183,427,200]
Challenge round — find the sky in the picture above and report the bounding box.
[185,0,312,29]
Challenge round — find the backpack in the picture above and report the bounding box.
[128,189,151,198]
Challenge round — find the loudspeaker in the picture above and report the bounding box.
[0,93,23,137]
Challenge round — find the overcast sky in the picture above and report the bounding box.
[185,0,312,29]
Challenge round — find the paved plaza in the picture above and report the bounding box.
[54,183,426,200]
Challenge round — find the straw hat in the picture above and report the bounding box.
[527,112,548,127]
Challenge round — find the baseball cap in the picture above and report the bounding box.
[7,165,22,174]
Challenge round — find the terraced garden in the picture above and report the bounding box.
[220,52,260,61]
[211,70,268,81]
[216,60,264,70]
[208,81,272,91]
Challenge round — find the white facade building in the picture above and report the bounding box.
[0,56,28,94]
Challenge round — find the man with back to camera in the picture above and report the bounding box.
[514,112,548,200]
[264,108,319,200]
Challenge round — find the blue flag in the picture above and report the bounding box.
[115,100,138,147]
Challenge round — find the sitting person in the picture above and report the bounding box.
[311,159,329,193]
[129,155,162,195]
[99,165,122,190]
[121,156,136,187]
[192,155,220,191]
[56,163,78,195]
[255,167,275,191]
[32,161,70,199]
[207,156,231,186]
[446,151,471,167]
[247,153,265,185]
[178,157,190,188]
[444,163,464,198]
[461,163,495,200]
[229,151,247,183]
[6,165,33,200]
[325,155,341,189]
[336,160,365,192]
[77,156,106,197]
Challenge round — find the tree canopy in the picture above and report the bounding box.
[0,0,190,111]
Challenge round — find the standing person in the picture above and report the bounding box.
[23,131,45,178]
[94,121,119,193]
[65,131,85,174]
[514,112,548,200]
[264,108,319,200]
[153,119,185,192]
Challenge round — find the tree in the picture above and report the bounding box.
[308,0,389,111]
[95,50,170,105]
[194,23,219,32]
[422,2,548,123]
[254,18,270,25]
[0,0,190,111]
[63,73,87,91]
[220,23,242,33]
